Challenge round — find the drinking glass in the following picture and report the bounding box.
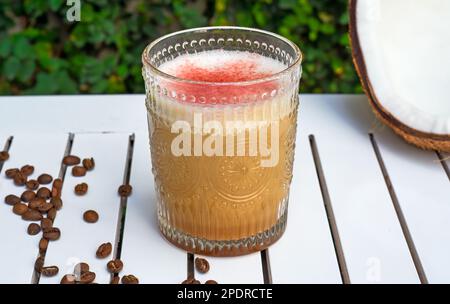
[142,26,302,256]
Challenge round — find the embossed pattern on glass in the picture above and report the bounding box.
[142,27,302,256]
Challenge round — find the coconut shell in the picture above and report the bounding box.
[348,0,450,152]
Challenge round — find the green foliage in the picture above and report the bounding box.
[0,0,361,95]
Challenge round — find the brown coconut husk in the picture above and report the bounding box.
[348,0,450,152]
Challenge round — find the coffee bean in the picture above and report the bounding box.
[195,258,210,274]
[22,209,43,221]
[63,155,80,166]
[50,197,63,210]
[14,172,27,186]
[5,168,19,179]
[5,194,20,205]
[28,198,45,210]
[47,207,57,221]
[110,276,120,284]
[26,180,40,191]
[43,227,60,241]
[121,275,139,284]
[79,271,96,284]
[0,151,9,161]
[38,203,54,213]
[37,187,51,199]
[72,166,86,177]
[41,218,53,230]
[96,242,112,259]
[21,190,36,202]
[37,173,53,185]
[27,223,41,235]
[107,259,123,273]
[41,266,59,277]
[181,277,200,284]
[12,203,28,215]
[118,184,132,197]
[83,210,98,223]
[51,178,62,198]
[205,280,218,284]
[39,238,49,253]
[82,158,95,171]
[34,256,44,273]
[74,262,90,276]
[20,165,34,176]
[74,183,88,195]
[61,274,77,284]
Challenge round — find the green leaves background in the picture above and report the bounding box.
[0,0,361,95]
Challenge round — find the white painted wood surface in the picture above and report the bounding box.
[374,130,450,283]
[41,133,130,284]
[0,133,68,283]
[0,95,448,284]
[300,96,420,283]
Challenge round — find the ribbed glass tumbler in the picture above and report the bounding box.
[142,27,302,256]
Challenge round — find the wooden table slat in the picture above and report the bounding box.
[0,133,68,283]
[269,133,342,283]
[40,133,130,284]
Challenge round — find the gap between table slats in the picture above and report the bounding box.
[0,136,13,173]
[436,152,450,181]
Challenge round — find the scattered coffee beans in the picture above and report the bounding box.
[0,151,9,161]
[121,275,139,284]
[50,197,63,210]
[72,166,86,177]
[5,194,20,205]
[5,168,19,179]
[205,280,218,284]
[74,262,90,276]
[107,259,123,273]
[22,209,43,221]
[47,207,57,221]
[12,203,28,215]
[39,238,49,253]
[20,165,34,176]
[14,172,27,186]
[37,173,53,185]
[41,266,59,277]
[26,179,40,191]
[79,271,96,284]
[27,223,41,235]
[21,190,36,202]
[182,277,201,284]
[110,276,120,284]
[29,198,45,210]
[38,202,54,213]
[82,158,95,171]
[61,274,77,284]
[34,256,44,273]
[118,184,132,197]
[37,187,51,199]
[83,210,98,223]
[41,218,53,230]
[74,183,88,195]
[51,178,62,198]
[96,242,112,258]
[63,155,80,166]
[43,227,61,241]
[195,257,210,274]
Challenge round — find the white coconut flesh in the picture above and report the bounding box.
[356,0,450,135]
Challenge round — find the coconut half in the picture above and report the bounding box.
[349,0,450,151]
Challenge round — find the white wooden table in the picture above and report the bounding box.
[0,94,448,284]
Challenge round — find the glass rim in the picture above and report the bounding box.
[142,26,302,86]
